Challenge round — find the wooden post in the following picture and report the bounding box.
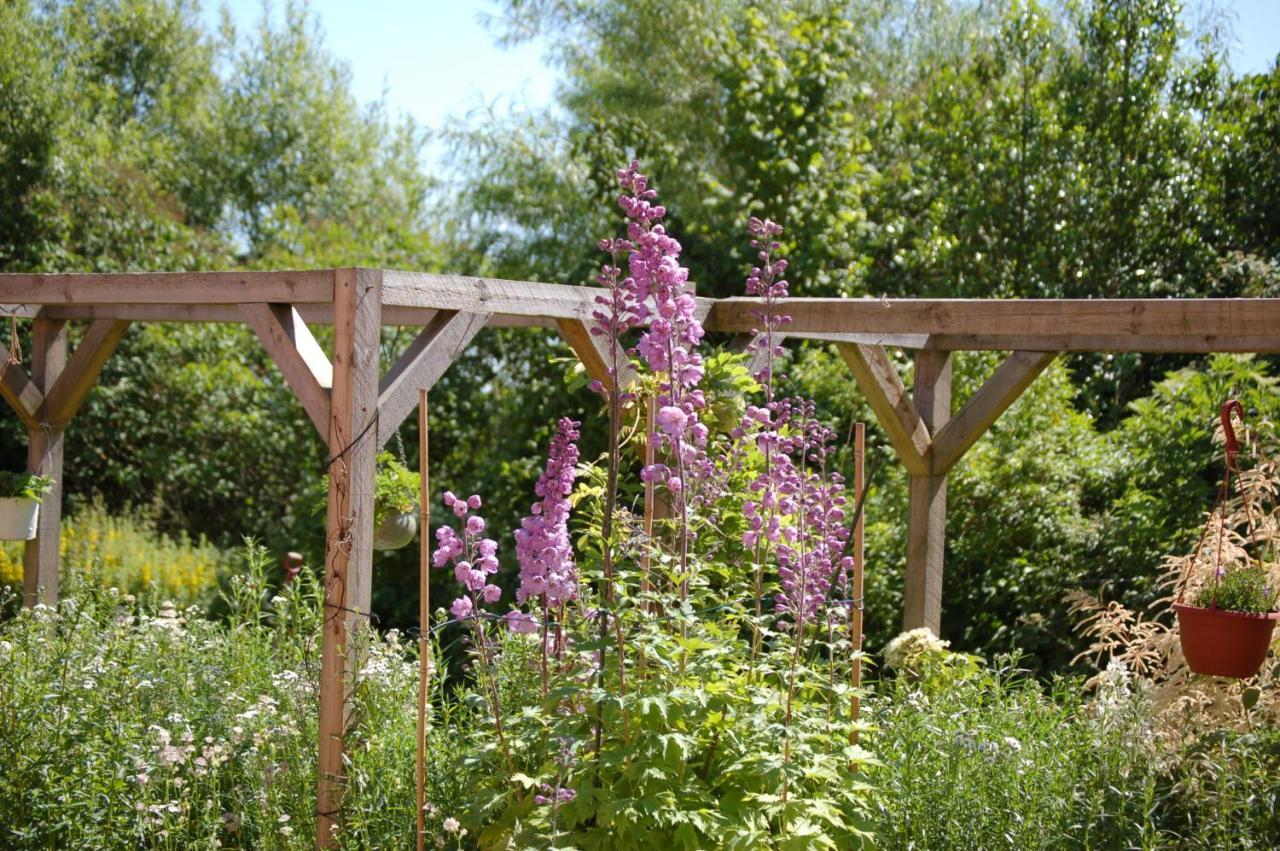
[903,350,950,633]
[317,268,381,848]
[23,318,67,607]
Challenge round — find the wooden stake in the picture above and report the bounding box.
[640,397,657,611]
[416,389,431,851]
[850,422,865,745]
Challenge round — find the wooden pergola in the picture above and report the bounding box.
[3,268,1278,846]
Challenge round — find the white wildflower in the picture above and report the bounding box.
[883,627,950,671]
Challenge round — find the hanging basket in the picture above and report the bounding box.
[1174,400,1280,679]
[0,497,39,541]
[374,509,418,551]
[1174,603,1279,679]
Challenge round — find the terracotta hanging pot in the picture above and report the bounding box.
[1174,603,1279,679]
[1173,401,1280,679]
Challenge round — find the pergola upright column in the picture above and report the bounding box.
[903,350,951,633]
[23,318,67,607]
[317,268,381,847]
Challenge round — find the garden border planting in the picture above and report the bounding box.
[4,270,1280,846]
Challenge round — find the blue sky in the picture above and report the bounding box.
[202,0,1278,137]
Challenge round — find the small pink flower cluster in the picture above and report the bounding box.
[773,411,853,625]
[432,492,501,621]
[534,784,576,805]
[513,418,582,611]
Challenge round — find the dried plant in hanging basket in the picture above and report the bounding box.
[1067,401,1280,740]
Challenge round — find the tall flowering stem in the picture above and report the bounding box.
[512,418,582,697]
[617,161,707,601]
[590,234,641,605]
[740,217,791,668]
[432,493,513,772]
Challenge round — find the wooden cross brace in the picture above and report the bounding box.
[836,342,1057,631]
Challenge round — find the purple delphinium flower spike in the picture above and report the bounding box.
[514,418,582,611]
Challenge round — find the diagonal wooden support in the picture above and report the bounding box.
[41,319,131,426]
[930,351,1057,475]
[556,317,637,392]
[0,350,43,430]
[240,303,333,441]
[377,310,491,449]
[836,342,931,475]
[732,332,787,379]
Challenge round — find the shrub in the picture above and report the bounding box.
[869,658,1161,849]
[0,503,234,606]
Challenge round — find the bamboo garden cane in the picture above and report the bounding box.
[416,390,430,851]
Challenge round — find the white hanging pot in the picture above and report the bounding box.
[0,497,40,541]
[373,509,418,551]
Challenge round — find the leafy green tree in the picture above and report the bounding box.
[0,1,441,583]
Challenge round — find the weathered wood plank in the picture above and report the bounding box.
[711,296,1280,336]
[240,303,333,442]
[556,317,637,392]
[0,270,334,305]
[0,352,43,429]
[377,310,490,449]
[835,343,930,476]
[317,268,381,848]
[23,318,67,607]
[708,297,1280,352]
[382,270,718,322]
[14,302,555,329]
[41,320,130,425]
[930,351,1057,474]
[903,350,951,633]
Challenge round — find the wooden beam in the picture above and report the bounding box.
[382,270,717,323]
[41,320,130,425]
[377,310,490,449]
[0,270,334,305]
[556,317,637,392]
[836,342,930,475]
[23,318,67,607]
[0,353,43,430]
[930,352,1057,474]
[707,297,1280,353]
[317,268,381,848]
[240,303,333,442]
[12,302,556,329]
[904,350,951,634]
